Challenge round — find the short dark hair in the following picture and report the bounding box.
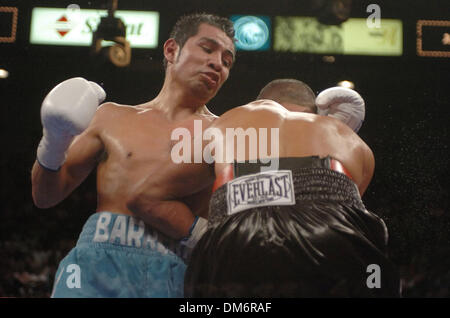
[257,79,317,113]
[163,13,235,69]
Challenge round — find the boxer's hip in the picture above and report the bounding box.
[210,156,364,220]
[51,212,188,298]
[76,211,189,259]
[186,157,398,297]
[208,156,388,250]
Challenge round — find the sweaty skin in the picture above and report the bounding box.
[211,99,375,196]
[31,23,235,239]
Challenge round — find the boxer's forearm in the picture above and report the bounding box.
[32,133,100,209]
[31,160,68,208]
[127,197,195,240]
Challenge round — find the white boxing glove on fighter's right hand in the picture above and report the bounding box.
[315,87,365,133]
[36,77,106,171]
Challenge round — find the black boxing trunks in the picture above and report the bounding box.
[184,156,400,297]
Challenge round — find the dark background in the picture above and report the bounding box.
[0,0,449,297]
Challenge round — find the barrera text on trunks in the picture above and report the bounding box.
[226,170,296,215]
[171,120,280,171]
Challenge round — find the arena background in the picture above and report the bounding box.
[0,0,448,297]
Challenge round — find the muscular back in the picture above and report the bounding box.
[211,100,374,195]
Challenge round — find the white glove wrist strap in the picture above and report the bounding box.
[36,129,74,171]
[180,216,208,249]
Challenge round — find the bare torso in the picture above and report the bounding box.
[211,100,374,195]
[93,103,215,216]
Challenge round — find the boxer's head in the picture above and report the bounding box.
[163,13,236,70]
[257,79,317,113]
[163,13,236,103]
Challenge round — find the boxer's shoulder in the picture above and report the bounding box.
[220,100,284,118]
[97,102,136,113]
[244,99,287,112]
[95,102,143,122]
[313,113,355,132]
[93,102,132,119]
[84,103,140,135]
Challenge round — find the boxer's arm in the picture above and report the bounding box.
[127,196,196,240]
[127,177,213,240]
[31,113,105,208]
[182,182,213,219]
[358,146,375,196]
[127,166,213,240]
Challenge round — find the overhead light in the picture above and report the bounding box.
[337,80,355,89]
[322,56,335,63]
[0,69,9,78]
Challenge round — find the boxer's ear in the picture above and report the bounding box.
[164,39,180,66]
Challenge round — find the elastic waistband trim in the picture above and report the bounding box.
[208,167,364,227]
[213,156,353,193]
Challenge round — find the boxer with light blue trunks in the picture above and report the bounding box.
[31,14,236,298]
[51,212,188,297]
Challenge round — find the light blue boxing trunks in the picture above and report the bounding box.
[51,212,189,298]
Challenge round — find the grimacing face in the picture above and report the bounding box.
[169,23,235,101]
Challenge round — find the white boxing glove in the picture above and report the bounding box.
[180,216,208,249]
[36,77,106,171]
[315,87,365,133]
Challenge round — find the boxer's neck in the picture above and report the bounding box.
[148,84,207,121]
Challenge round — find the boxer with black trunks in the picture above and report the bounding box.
[31,13,235,297]
[183,79,401,297]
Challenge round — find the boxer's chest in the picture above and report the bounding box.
[101,113,207,166]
